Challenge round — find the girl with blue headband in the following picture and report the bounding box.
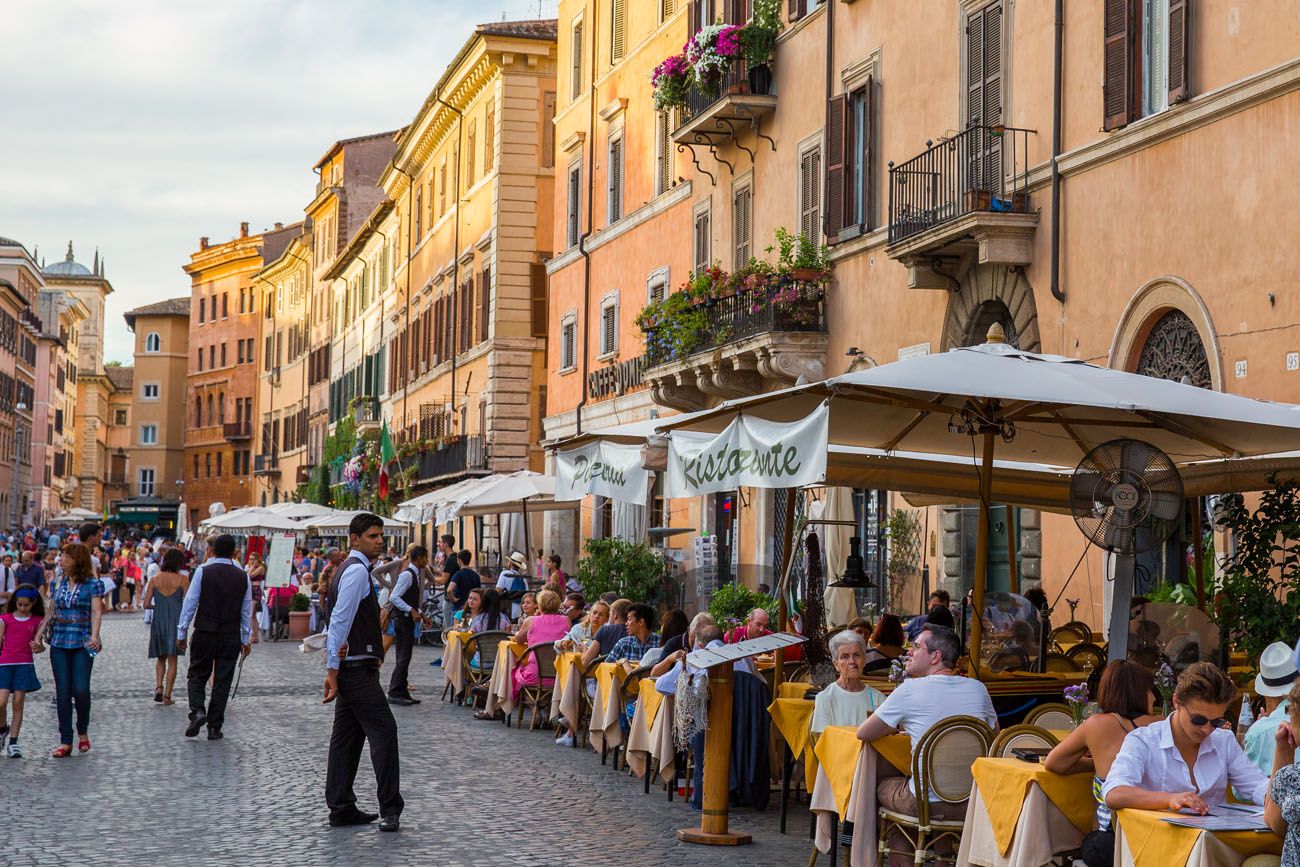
[0,585,46,758]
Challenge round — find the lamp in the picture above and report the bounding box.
[828,535,875,588]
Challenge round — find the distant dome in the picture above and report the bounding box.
[44,241,92,277]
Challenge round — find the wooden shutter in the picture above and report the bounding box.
[694,210,710,273]
[656,111,672,196]
[689,0,699,34]
[571,21,584,99]
[485,97,495,172]
[611,0,626,63]
[529,262,547,338]
[482,265,493,342]
[542,92,557,168]
[607,136,623,222]
[966,6,986,126]
[567,164,582,246]
[824,94,848,240]
[1168,0,1190,104]
[788,0,805,24]
[982,4,1003,127]
[602,304,616,354]
[1103,0,1133,130]
[800,147,821,241]
[733,185,751,266]
[461,276,471,353]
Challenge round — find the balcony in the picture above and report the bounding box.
[671,58,776,162]
[886,125,1038,289]
[223,420,251,441]
[254,452,280,476]
[353,395,380,433]
[643,283,829,412]
[414,435,488,484]
[296,463,315,485]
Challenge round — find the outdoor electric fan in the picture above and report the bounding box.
[1068,438,1184,663]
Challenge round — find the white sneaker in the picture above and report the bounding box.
[555,733,575,747]
[6,742,21,758]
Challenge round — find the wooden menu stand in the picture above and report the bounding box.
[676,632,806,846]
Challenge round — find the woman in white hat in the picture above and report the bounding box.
[1245,641,1300,774]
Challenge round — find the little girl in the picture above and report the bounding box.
[0,585,45,758]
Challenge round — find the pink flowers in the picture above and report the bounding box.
[652,53,688,86]
[716,24,743,57]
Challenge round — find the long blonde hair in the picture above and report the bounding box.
[581,600,610,630]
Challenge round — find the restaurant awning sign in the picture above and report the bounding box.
[555,440,651,505]
[666,402,829,497]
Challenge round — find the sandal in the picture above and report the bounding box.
[154,688,164,703]
[77,737,91,753]
[51,745,72,758]
[162,695,175,706]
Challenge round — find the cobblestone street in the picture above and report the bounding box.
[1,614,810,866]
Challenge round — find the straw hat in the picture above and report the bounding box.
[1254,641,1299,697]
[509,551,527,569]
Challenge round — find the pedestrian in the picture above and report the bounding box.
[0,586,45,757]
[387,545,431,706]
[38,542,104,757]
[246,551,265,642]
[0,554,16,607]
[14,550,45,597]
[176,534,253,741]
[324,512,403,832]
[142,547,189,706]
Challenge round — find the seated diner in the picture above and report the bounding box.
[812,630,884,732]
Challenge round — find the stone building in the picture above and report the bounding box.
[0,237,42,527]
[34,288,88,521]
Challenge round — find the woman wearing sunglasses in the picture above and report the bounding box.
[1104,661,1268,815]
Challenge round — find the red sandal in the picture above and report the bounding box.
[77,737,91,753]
[51,745,72,758]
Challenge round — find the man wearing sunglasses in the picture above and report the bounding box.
[1105,661,1267,815]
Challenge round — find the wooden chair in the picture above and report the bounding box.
[573,653,606,749]
[878,715,994,866]
[1049,623,1090,647]
[1043,652,1083,673]
[990,724,1060,757]
[514,641,559,732]
[1065,642,1107,672]
[988,650,1028,672]
[1024,702,1075,730]
[464,630,510,711]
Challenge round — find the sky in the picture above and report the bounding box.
[0,0,555,364]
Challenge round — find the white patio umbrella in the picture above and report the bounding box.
[303,510,409,538]
[392,474,499,524]
[439,471,581,573]
[49,507,99,525]
[261,501,335,521]
[200,508,302,537]
[660,328,1300,665]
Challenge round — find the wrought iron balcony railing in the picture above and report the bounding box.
[415,435,488,483]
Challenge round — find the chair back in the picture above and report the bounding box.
[912,715,993,809]
[1024,702,1074,729]
[620,664,652,702]
[988,650,1027,673]
[528,641,559,683]
[474,630,511,670]
[1065,642,1106,672]
[1044,652,1082,673]
[989,724,1059,757]
[1049,623,1090,647]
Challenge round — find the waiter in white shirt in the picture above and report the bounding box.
[386,545,430,706]
[323,513,403,832]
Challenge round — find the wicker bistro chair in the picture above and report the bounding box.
[1043,652,1083,673]
[1065,642,1107,672]
[573,654,607,749]
[465,630,511,711]
[989,724,1060,758]
[1049,623,1091,649]
[1024,703,1075,730]
[611,664,652,771]
[514,641,559,732]
[877,715,995,867]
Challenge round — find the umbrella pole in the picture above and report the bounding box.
[969,430,996,676]
[522,499,531,577]
[774,487,797,687]
[1006,507,1019,595]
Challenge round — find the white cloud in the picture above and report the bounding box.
[0,0,555,363]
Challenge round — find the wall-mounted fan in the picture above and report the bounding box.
[1068,438,1184,663]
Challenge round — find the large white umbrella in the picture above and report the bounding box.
[392,475,498,524]
[661,329,1300,664]
[262,501,335,521]
[49,507,99,526]
[303,510,409,537]
[200,508,302,536]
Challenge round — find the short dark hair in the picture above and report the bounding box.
[408,545,429,561]
[548,554,562,569]
[162,548,186,573]
[212,534,237,558]
[929,589,951,606]
[564,591,585,608]
[458,549,471,566]
[1175,661,1238,706]
[926,604,955,629]
[1096,660,1155,717]
[348,512,385,539]
[872,613,906,647]
[1022,587,1049,611]
[78,522,102,542]
[627,602,655,629]
[440,534,455,548]
[920,624,962,669]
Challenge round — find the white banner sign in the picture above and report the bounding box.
[666,403,829,497]
[555,441,651,505]
[264,532,297,590]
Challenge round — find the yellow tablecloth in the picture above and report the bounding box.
[812,725,910,819]
[1115,808,1283,867]
[595,661,627,709]
[769,696,818,791]
[639,678,665,732]
[971,757,1094,855]
[483,639,528,716]
[777,680,813,700]
[442,631,473,693]
[555,650,581,691]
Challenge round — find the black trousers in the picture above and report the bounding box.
[325,662,403,819]
[187,630,240,729]
[387,614,414,698]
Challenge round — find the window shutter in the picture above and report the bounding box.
[572,22,584,99]
[484,97,495,172]
[656,111,672,196]
[966,6,986,126]
[607,137,623,222]
[529,262,546,338]
[733,186,751,266]
[694,210,710,273]
[982,4,1003,127]
[602,305,616,354]
[482,265,494,342]
[1167,0,1190,104]
[824,94,848,240]
[787,0,805,24]
[568,165,582,247]
[800,147,821,241]
[689,0,699,33]
[1103,0,1134,130]
[611,0,626,63]
[542,92,557,168]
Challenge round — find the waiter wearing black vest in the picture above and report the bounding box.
[176,534,252,740]
[323,513,403,832]
[387,545,431,706]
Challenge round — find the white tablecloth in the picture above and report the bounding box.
[810,739,880,867]
[956,782,1085,867]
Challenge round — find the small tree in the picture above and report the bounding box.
[707,582,778,632]
[1213,476,1300,665]
[576,538,674,607]
[886,509,922,613]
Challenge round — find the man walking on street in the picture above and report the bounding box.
[324,512,403,832]
[176,534,252,740]
[387,545,430,706]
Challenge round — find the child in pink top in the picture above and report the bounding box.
[0,586,46,757]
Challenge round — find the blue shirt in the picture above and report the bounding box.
[50,578,105,649]
[1245,700,1294,774]
[608,631,660,664]
[325,551,378,670]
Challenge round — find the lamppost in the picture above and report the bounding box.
[11,402,27,531]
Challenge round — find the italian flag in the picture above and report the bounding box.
[377,420,396,501]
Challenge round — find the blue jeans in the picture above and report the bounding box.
[50,646,95,745]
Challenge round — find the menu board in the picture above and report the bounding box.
[685,632,806,670]
[264,532,297,589]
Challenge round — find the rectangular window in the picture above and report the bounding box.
[659,0,676,22]
[693,206,711,275]
[799,144,822,242]
[196,346,203,371]
[826,75,873,240]
[606,134,624,223]
[221,292,228,318]
[137,468,155,497]
[542,92,557,169]
[599,298,618,356]
[439,161,447,214]
[210,295,217,321]
[571,19,584,99]
[732,183,752,267]
[1103,0,1188,130]
[141,383,159,401]
[566,161,582,248]
[647,268,670,305]
[610,0,626,64]
[208,345,215,369]
[198,298,205,324]
[484,97,495,173]
[466,119,477,187]
[415,186,423,238]
[115,409,127,425]
[237,341,244,365]
[560,318,577,370]
[140,424,158,445]
[655,110,673,197]
[216,451,223,477]
[220,342,227,367]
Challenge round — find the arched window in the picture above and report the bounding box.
[217,392,225,423]
[195,395,202,426]
[206,394,213,427]
[1135,309,1211,389]
[144,332,161,353]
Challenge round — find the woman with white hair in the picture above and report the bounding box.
[650,611,717,678]
[812,629,885,732]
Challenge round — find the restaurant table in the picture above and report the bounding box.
[588,661,630,754]
[769,695,817,792]
[1113,808,1283,867]
[956,757,1093,867]
[550,650,584,728]
[808,725,912,867]
[483,639,527,718]
[626,678,675,784]
[442,630,474,695]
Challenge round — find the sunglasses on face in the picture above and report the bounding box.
[1185,711,1230,728]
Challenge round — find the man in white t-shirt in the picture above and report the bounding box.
[856,624,997,865]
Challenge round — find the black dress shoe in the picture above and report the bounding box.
[378,816,400,832]
[207,727,223,740]
[388,696,416,707]
[329,810,379,827]
[185,713,207,738]
[404,695,421,704]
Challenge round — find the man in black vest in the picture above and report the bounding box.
[323,512,403,832]
[176,534,252,740]
[387,545,431,706]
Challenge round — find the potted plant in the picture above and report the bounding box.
[686,23,744,97]
[288,592,312,640]
[740,0,783,95]
[651,53,690,112]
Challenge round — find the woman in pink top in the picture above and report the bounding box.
[510,589,572,701]
[0,587,46,757]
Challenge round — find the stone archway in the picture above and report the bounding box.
[1108,276,1223,391]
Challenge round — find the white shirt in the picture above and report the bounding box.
[1103,715,1269,807]
[812,681,885,733]
[146,562,161,581]
[870,673,999,797]
[325,551,378,670]
[389,566,416,614]
[176,558,253,645]
[495,568,524,619]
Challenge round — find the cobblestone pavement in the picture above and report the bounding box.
[1,613,812,866]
